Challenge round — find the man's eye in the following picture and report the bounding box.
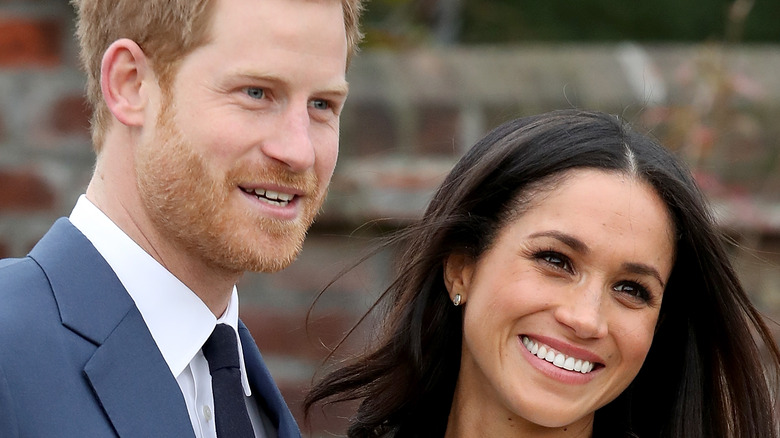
[310,99,330,110]
[244,88,265,100]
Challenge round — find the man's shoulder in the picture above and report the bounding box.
[0,254,55,318]
[0,255,27,271]
[0,230,64,340]
[0,218,86,290]
[0,255,48,293]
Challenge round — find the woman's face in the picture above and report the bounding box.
[444,169,675,436]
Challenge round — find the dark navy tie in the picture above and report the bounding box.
[202,324,255,437]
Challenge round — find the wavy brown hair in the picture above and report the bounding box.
[305,110,780,437]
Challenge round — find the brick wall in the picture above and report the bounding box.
[0,2,92,261]
[1,3,779,437]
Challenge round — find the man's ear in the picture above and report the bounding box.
[443,253,475,305]
[100,38,152,127]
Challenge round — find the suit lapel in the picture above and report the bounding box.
[239,321,302,438]
[84,308,195,437]
[30,219,194,437]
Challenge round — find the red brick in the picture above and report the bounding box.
[260,237,379,294]
[485,104,521,132]
[344,102,397,156]
[278,380,356,436]
[240,308,358,359]
[0,17,61,67]
[50,94,90,135]
[0,168,55,212]
[240,306,368,434]
[417,104,460,155]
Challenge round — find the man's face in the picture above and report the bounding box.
[135,0,349,274]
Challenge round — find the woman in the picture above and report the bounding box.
[305,110,780,437]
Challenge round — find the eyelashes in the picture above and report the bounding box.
[532,248,573,273]
[612,281,653,303]
[530,248,655,305]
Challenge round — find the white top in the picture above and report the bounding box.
[69,195,265,438]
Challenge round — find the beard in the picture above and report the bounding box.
[134,101,325,274]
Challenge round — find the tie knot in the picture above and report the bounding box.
[202,323,240,373]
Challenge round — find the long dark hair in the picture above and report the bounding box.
[305,110,780,437]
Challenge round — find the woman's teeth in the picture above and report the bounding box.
[522,336,595,374]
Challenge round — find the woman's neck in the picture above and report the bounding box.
[443,383,594,438]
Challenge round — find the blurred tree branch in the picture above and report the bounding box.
[641,0,779,201]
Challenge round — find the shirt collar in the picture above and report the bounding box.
[69,195,252,395]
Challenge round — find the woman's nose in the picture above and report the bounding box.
[553,283,609,339]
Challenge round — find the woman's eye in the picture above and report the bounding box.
[244,87,265,100]
[537,251,573,273]
[614,282,651,302]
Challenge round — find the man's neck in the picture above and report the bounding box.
[86,148,238,317]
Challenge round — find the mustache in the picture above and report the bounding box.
[225,160,319,194]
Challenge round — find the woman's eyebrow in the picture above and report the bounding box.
[528,230,666,287]
[527,230,589,254]
[622,262,665,288]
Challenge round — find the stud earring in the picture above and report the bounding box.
[453,294,462,306]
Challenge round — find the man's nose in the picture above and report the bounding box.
[261,105,315,172]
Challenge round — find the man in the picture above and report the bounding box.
[0,0,363,436]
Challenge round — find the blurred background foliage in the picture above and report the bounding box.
[361,0,779,47]
[359,0,780,202]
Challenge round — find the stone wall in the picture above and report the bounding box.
[1,3,779,436]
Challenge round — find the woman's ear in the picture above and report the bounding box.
[100,38,152,127]
[443,253,475,305]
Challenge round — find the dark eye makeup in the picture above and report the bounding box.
[533,249,574,274]
[531,247,656,305]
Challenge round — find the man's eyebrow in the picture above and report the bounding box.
[320,81,350,97]
[527,230,589,254]
[233,71,349,96]
[622,262,665,288]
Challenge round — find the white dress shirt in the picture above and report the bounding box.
[69,195,266,438]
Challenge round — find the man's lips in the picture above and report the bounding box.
[239,186,296,207]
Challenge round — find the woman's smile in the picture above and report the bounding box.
[521,336,600,375]
[447,168,675,432]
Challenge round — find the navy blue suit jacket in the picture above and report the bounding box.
[0,218,301,437]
